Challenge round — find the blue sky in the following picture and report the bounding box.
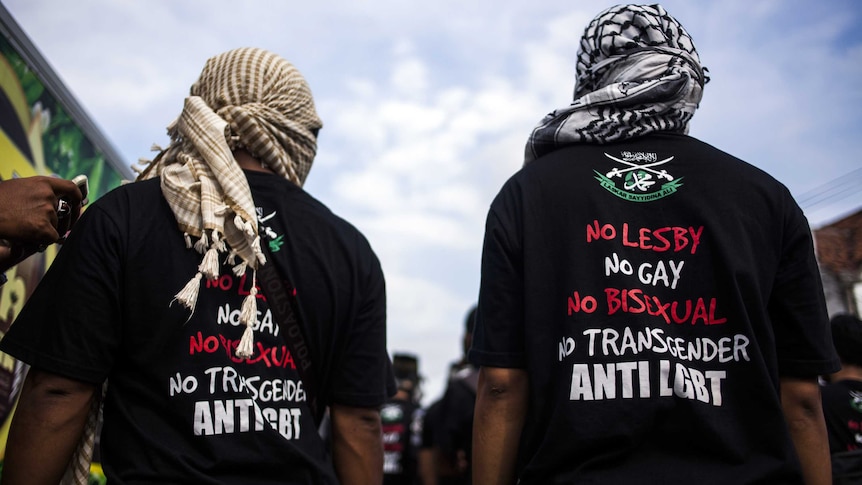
[4,0,861,403]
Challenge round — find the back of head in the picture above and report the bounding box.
[524,4,709,162]
[190,47,322,185]
[831,314,862,367]
[575,4,705,96]
[393,353,420,398]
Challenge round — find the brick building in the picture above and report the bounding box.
[813,209,862,317]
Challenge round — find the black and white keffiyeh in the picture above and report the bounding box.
[525,4,709,163]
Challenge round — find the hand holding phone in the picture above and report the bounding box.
[57,175,89,220]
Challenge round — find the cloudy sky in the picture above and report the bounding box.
[3,0,861,403]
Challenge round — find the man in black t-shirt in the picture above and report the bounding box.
[383,353,424,485]
[470,5,839,485]
[0,48,393,485]
[821,314,862,482]
[436,306,478,485]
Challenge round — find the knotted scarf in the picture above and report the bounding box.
[136,47,322,357]
[525,4,708,163]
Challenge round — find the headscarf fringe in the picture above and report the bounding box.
[236,325,255,359]
[212,230,227,253]
[252,237,267,266]
[193,232,209,254]
[232,260,248,277]
[200,246,220,281]
[174,272,203,312]
[236,273,259,359]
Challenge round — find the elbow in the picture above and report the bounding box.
[477,367,528,402]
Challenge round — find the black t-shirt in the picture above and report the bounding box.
[822,379,862,453]
[0,170,392,484]
[469,134,839,484]
[437,367,478,475]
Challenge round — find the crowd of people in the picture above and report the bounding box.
[0,3,860,484]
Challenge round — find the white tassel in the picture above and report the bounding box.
[193,232,209,254]
[150,143,163,152]
[225,249,238,266]
[252,237,267,266]
[184,232,192,249]
[200,246,220,281]
[232,261,248,277]
[240,285,258,327]
[236,277,258,359]
[174,272,203,312]
[212,230,226,253]
[242,219,256,237]
[236,325,255,359]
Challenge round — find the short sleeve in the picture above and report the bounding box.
[769,201,839,377]
[469,183,527,369]
[0,202,124,383]
[328,250,394,407]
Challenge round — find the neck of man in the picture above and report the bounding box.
[234,149,275,174]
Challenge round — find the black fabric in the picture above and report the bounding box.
[420,399,441,450]
[381,397,422,485]
[822,380,862,454]
[256,243,322,425]
[0,170,392,484]
[470,133,839,484]
[831,449,862,485]
[438,366,479,462]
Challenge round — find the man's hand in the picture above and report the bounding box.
[0,176,83,245]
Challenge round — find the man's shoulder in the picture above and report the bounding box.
[248,172,364,234]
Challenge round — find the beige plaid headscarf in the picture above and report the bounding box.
[136,47,322,357]
[64,47,322,485]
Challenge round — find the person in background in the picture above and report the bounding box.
[821,313,862,483]
[418,306,478,485]
[0,175,83,280]
[435,306,479,484]
[0,47,392,485]
[382,353,424,485]
[418,399,441,485]
[470,5,838,484]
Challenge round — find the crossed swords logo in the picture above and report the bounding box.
[604,153,675,192]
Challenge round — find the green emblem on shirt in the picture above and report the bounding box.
[595,151,682,202]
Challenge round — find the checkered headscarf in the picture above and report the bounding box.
[525,4,708,163]
[136,47,322,358]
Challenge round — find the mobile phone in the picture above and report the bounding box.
[57,174,89,219]
[72,174,89,205]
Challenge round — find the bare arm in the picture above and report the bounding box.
[472,366,528,485]
[417,447,438,485]
[3,368,98,485]
[330,403,384,485]
[780,376,832,485]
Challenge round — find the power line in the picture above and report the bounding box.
[796,166,862,209]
